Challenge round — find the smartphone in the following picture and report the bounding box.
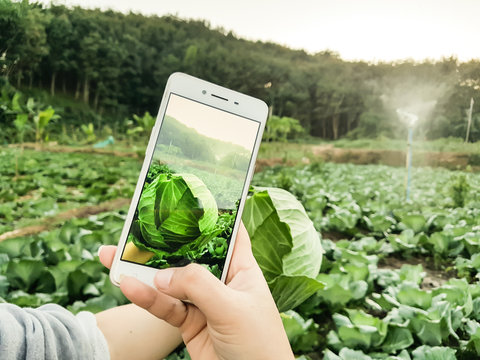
[110,72,267,287]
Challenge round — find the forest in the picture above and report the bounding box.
[1,0,479,142]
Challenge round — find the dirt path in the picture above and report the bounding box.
[257,144,479,171]
[7,142,479,171]
[8,143,141,159]
[310,144,476,169]
[0,198,130,242]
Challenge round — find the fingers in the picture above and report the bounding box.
[110,222,256,330]
[226,222,258,282]
[120,276,189,328]
[98,245,117,269]
[234,222,256,263]
[120,274,210,342]
[153,264,231,323]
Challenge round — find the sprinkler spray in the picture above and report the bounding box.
[396,109,418,201]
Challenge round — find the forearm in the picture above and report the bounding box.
[96,304,182,360]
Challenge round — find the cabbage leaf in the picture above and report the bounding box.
[243,187,324,312]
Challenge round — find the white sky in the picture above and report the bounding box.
[165,94,259,151]
[39,0,480,62]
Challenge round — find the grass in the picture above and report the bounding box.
[332,136,480,153]
[258,142,318,161]
[10,135,480,168]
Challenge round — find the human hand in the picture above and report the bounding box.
[97,246,182,360]
[99,223,294,360]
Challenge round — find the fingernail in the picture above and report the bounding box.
[97,245,105,257]
[154,268,174,290]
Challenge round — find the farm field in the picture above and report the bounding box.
[254,162,480,359]
[1,147,480,359]
[0,148,141,234]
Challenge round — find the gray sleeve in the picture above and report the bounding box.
[0,303,110,360]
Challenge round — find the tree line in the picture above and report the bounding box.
[1,0,479,141]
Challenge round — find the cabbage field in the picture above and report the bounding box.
[1,147,480,359]
[254,163,480,360]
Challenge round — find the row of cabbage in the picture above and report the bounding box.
[0,149,140,233]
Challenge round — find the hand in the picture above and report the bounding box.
[99,223,294,360]
[98,245,182,360]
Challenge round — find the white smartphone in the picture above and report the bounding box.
[110,72,267,287]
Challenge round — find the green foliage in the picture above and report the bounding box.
[281,310,319,353]
[333,136,480,153]
[126,112,155,138]
[80,123,96,144]
[411,346,456,360]
[264,115,306,142]
[346,111,389,139]
[449,174,470,208]
[242,187,323,312]
[34,106,58,143]
[13,113,28,143]
[0,212,129,311]
[0,84,62,143]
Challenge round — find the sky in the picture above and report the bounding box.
[38,0,480,63]
[165,94,259,151]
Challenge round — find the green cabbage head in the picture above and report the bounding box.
[137,173,218,253]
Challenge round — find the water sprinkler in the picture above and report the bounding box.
[396,109,419,202]
[396,109,418,127]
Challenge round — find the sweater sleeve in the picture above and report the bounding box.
[0,303,110,360]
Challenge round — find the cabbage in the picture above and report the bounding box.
[242,187,324,312]
[136,173,218,253]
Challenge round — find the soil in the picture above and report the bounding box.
[259,144,479,171]
[0,198,130,242]
[8,142,479,171]
[378,255,456,289]
[322,230,455,289]
[321,230,350,242]
[8,142,141,159]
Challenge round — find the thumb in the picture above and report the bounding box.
[154,263,232,321]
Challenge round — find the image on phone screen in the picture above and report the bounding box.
[120,93,260,278]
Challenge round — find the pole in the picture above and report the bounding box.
[406,126,413,201]
[465,97,474,143]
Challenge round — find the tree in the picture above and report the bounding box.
[14,6,50,87]
[264,115,305,142]
[44,8,72,95]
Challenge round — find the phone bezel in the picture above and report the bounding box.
[109,72,268,287]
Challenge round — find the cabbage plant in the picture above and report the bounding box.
[136,173,218,254]
[243,187,324,312]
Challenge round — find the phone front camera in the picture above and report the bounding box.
[202,90,207,95]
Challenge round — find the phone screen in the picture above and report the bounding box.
[120,93,260,278]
